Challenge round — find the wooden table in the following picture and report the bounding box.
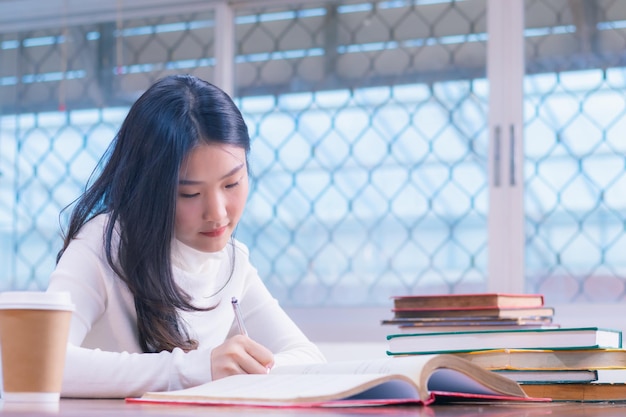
[2,399,626,416]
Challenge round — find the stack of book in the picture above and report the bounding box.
[382,293,626,401]
[382,293,556,333]
[456,348,626,401]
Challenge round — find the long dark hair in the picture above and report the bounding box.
[57,74,250,353]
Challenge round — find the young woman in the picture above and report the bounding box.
[48,74,325,398]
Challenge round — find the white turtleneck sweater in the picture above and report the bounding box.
[47,214,325,398]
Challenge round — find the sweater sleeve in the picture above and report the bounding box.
[60,345,214,398]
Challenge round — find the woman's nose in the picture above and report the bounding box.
[202,192,227,221]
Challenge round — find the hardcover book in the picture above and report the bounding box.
[456,348,626,371]
[496,368,626,384]
[392,306,554,319]
[522,383,626,402]
[392,293,545,310]
[386,327,622,355]
[382,316,554,327]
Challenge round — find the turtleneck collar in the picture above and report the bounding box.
[171,239,224,276]
[170,240,233,305]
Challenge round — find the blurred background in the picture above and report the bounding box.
[1,0,625,321]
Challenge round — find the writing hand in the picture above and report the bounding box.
[211,334,274,380]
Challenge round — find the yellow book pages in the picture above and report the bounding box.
[455,348,626,370]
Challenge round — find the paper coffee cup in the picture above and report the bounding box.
[0,291,74,402]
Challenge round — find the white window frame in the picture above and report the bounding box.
[487,0,525,293]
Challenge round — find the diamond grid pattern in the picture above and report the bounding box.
[0,9,218,290]
[236,1,489,305]
[524,0,626,302]
[0,1,493,302]
[2,0,625,306]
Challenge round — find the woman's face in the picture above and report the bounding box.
[174,143,248,253]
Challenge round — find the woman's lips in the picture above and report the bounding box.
[201,226,227,237]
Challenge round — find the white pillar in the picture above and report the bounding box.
[213,1,235,97]
[487,0,525,293]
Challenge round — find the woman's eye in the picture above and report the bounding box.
[179,193,200,198]
[225,181,239,189]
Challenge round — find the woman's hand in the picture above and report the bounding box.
[211,334,274,380]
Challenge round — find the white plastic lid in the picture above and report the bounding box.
[0,291,74,311]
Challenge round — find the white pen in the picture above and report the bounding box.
[231,296,248,336]
[232,296,272,373]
